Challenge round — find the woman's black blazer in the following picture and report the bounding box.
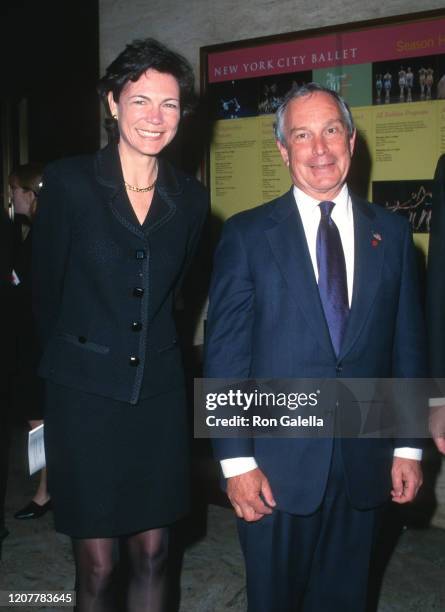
[32,144,208,404]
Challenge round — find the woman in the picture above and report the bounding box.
[9,164,50,521]
[32,39,208,611]
[0,207,13,553]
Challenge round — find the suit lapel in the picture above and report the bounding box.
[265,190,335,358]
[339,196,384,359]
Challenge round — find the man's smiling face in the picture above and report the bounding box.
[277,91,356,200]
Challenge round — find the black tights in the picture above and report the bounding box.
[73,527,169,612]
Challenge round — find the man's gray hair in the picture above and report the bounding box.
[273,82,355,145]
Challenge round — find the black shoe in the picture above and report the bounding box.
[14,500,51,520]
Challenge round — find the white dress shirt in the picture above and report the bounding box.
[221,186,421,478]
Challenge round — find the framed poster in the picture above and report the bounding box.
[200,9,445,254]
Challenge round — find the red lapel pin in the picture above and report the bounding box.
[371,232,382,247]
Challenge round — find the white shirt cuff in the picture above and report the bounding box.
[429,397,445,407]
[220,457,258,478]
[393,447,422,461]
[221,449,422,477]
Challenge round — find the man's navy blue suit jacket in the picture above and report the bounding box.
[205,188,427,514]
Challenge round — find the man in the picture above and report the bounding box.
[205,84,426,611]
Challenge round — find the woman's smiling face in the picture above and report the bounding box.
[108,69,181,159]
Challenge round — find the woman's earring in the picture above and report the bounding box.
[112,114,118,120]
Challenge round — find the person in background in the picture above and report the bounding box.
[427,153,445,455]
[9,163,50,520]
[32,39,208,611]
[0,206,14,555]
[429,405,445,454]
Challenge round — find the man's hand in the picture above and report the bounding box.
[227,468,276,522]
[429,405,445,455]
[435,437,445,455]
[391,457,422,504]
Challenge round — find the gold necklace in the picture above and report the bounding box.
[124,179,156,193]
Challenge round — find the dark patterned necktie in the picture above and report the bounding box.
[316,201,349,356]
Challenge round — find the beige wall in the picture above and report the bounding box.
[99,0,444,79]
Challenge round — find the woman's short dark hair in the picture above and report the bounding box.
[97,38,195,140]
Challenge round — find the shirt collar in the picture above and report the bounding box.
[292,184,351,220]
